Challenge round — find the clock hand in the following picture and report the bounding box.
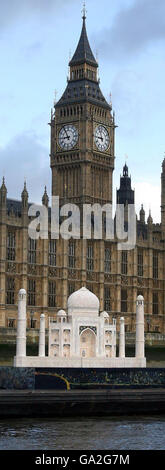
[64,127,69,139]
[99,128,103,141]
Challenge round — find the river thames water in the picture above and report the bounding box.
[0,349,164,450]
[0,415,165,450]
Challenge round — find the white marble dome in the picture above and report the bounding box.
[68,287,99,312]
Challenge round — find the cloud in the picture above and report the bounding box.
[95,0,165,60]
[0,0,76,29]
[0,132,51,203]
[135,181,161,223]
[111,69,142,131]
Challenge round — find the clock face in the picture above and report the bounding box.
[94,125,110,152]
[59,125,78,150]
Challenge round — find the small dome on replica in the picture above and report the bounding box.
[100,311,109,318]
[18,289,26,297]
[19,288,26,294]
[68,287,99,311]
[137,295,144,301]
[57,309,67,317]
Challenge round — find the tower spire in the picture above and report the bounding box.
[82,1,87,20]
[69,4,97,69]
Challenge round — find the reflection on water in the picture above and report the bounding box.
[0,416,165,450]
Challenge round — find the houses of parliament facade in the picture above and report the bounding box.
[0,12,165,337]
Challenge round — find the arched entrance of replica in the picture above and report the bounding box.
[80,328,96,358]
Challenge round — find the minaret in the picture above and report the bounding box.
[119,317,125,358]
[15,289,27,359]
[135,295,145,359]
[161,158,165,238]
[39,314,45,358]
[21,182,29,294]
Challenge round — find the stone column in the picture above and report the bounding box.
[16,289,27,357]
[136,295,145,358]
[119,317,125,358]
[39,314,45,357]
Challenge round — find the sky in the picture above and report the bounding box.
[0,0,165,222]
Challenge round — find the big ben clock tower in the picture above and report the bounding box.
[50,10,116,207]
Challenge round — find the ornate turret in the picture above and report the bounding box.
[0,177,7,206]
[139,204,145,224]
[117,164,135,206]
[21,181,28,209]
[147,210,153,226]
[42,186,49,208]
